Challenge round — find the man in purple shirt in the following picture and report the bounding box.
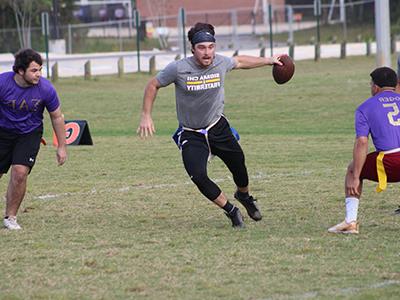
[329,67,400,234]
[0,48,67,230]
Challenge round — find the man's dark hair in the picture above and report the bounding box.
[13,48,43,73]
[188,23,215,45]
[370,67,397,88]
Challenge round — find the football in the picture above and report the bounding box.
[272,55,295,84]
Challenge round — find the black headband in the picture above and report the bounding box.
[191,31,216,46]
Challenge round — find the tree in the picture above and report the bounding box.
[0,0,50,49]
[58,0,76,26]
[9,0,33,48]
[390,0,400,33]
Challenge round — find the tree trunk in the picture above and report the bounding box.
[10,0,32,49]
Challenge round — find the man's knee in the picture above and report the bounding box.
[11,165,29,185]
[190,171,209,187]
[190,170,221,200]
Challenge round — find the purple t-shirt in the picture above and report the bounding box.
[0,72,60,134]
[355,90,400,151]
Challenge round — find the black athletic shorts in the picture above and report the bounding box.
[0,126,43,174]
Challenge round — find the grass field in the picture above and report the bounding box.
[1,56,400,299]
[270,23,375,45]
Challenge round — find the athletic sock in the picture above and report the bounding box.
[222,201,235,214]
[345,197,359,223]
[236,190,249,200]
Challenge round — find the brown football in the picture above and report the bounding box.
[272,55,295,84]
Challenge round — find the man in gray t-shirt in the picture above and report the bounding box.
[156,53,234,129]
[137,22,282,228]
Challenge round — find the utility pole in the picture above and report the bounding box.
[375,0,391,67]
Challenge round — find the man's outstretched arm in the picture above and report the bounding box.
[233,54,282,69]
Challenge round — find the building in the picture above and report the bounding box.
[136,0,286,26]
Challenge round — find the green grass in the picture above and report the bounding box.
[269,22,375,45]
[70,37,162,54]
[1,55,400,299]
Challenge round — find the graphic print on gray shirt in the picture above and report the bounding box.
[156,54,236,129]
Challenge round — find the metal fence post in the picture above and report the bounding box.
[287,5,294,45]
[134,9,141,72]
[231,9,238,50]
[268,4,273,56]
[118,21,123,52]
[314,0,321,44]
[340,0,347,42]
[41,12,50,79]
[68,24,73,54]
[178,8,187,58]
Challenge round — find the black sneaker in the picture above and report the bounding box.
[234,192,262,221]
[225,207,245,228]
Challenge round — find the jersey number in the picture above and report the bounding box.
[383,103,400,126]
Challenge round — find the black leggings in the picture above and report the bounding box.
[181,117,249,201]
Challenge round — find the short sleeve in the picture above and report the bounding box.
[156,61,178,87]
[0,73,9,97]
[45,86,60,112]
[221,55,236,72]
[355,109,369,137]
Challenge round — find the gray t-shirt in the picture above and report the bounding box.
[156,54,236,129]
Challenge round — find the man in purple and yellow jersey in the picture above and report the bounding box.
[137,22,282,228]
[0,49,67,230]
[329,67,400,234]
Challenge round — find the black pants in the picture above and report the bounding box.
[181,117,249,201]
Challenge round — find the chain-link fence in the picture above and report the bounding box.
[0,0,383,55]
[0,27,46,53]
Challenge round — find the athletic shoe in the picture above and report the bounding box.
[395,206,400,215]
[328,220,359,234]
[3,216,22,230]
[225,207,245,228]
[234,192,262,221]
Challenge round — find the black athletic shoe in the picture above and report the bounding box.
[234,192,262,221]
[225,207,245,228]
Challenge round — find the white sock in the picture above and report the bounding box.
[345,197,359,223]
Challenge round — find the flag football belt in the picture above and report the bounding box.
[172,116,240,162]
[182,117,222,162]
[376,147,400,192]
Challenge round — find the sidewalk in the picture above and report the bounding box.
[0,41,394,78]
